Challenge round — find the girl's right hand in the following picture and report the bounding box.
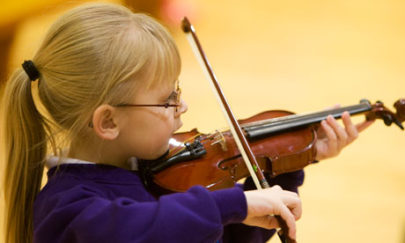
[242,185,302,240]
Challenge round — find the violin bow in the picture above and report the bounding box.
[181,17,294,243]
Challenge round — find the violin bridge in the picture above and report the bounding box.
[210,130,228,151]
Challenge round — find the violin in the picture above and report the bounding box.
[140,99,405,194]
[141,18,405,243]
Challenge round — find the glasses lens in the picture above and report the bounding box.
[176,88,181,105]
[175,81,181,112]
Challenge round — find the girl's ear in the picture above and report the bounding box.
[91,105,120,140]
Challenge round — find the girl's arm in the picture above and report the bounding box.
[34,184,246,243]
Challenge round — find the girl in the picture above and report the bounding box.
[1,3,371,243]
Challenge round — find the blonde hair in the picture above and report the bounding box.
[1,3,180,243]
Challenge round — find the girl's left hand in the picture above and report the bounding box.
[315,110,375,160]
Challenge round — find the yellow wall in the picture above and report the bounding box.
[1,0,405,242]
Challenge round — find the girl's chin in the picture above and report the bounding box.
[137,142,170,161]
[149,146,170,161]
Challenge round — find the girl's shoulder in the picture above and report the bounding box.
[37,163,153,204]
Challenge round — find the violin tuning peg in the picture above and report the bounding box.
[393,119,404,130]
[382,114,393,126]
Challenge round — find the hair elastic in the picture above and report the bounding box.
[22,60,40,81]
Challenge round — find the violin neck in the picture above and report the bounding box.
[243,100,372,139]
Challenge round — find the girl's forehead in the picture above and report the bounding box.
[133,79,176,97]
[146,78,178,91]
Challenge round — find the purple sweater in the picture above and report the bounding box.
[34,164,304,243]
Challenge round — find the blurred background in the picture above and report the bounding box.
[1,0,404,242]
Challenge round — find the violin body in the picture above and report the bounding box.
[141,110,317,194]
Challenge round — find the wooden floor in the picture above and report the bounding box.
[1,0,405,242]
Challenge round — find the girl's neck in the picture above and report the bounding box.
[68,138,132,170]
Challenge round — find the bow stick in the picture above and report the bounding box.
[181,17,295,243]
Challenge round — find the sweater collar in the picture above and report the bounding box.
[46,156,139,171]
[46,157,142,185]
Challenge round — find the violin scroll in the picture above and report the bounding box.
[366,99,405,130]
[394,99,405,123]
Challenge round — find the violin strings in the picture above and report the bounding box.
[241,102,371,131]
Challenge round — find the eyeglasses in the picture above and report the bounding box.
[113,81,182,112]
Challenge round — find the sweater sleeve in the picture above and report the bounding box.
[222,170,305,243]
[34,184,247,243]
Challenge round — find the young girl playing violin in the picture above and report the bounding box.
[1,3,373,243]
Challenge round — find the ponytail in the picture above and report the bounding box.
[1,69,49,243]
